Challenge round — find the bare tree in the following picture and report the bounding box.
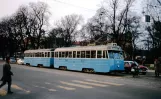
[56,14,83,47]
[29,2,50,49]
[105,0,135,46]
[80,7,111,45]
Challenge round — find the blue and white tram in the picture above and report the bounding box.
[54,43,124,73]
[24,49,55,68]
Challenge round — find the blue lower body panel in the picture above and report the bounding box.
[54,58,124,72]
[24,57,54,67]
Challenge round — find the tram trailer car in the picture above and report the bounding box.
[24,49,55,68]
[54,43,124,73]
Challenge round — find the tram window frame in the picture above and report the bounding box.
[62,52,65,58]
[103,50,107,58]
[41,52,44,57]
[59,52,62,58]
[48,52,50,57]
[45,52,47,57]
[91,50,96,58]
[51,52,54,57]
[56,52,58,58]
[65,51,68,58]
[69,52,72,58]
[73,51,76,58]
[97,50,102,58]
[81,51,85,58]
[86,51,90,58]
[77,51,81,58]
[39,52,41,57]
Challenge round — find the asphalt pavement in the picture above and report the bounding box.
[0,62,161,99]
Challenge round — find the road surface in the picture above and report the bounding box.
[0,62,161,99]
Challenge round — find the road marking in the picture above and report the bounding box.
[45,82,51,85]
[85,79,124,86]
[41,87,46,89]
[12,84,30,93]
[57,85,75,90]
[33,85,57,92]
[0,89,7,96]
[60,81,93,89]
[72,80,107,87]
[48,89,57,92]
[33,85,39,87]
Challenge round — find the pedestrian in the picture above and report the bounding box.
[154,57,160,77]
[0,57,13,94]
[131,62,139,77]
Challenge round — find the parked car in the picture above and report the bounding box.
[10,57,16,64]
[124,61,148,75]
[17,58,24,65]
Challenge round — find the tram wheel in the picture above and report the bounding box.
[63,66,67,70]
[90,69,94,73]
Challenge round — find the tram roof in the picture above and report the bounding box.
[24,48,55,53]
[54,45,122,52]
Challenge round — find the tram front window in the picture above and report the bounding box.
[108,50,123,59]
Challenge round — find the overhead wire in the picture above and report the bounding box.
[52,0,96,12]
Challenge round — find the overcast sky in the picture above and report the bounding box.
[0,0,142,25]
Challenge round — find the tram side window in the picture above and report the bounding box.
[55,52,58,57]
[41,52,44,57]
[48,52,50,57]
[86,51,90,58]
[45,52,47,57]
[62,52,65,58]
[35,53,38,57]
[73,51,76,58]
[77,51,80,58]
[103,51,108,58]
[51,52,54,57]
[81,51,85,58]
[69,52,72,58]
[91,51,96,58]
[29,53,31,57]
[32,53,34,57]
[97,50,102,58]
[59,52,62,58]
[65,52,68,58]
[39,52,42,57]
[39,52,41,57]
[28,53,31,57]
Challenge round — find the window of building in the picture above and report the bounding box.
[91,50,96,58]
[97,50,102,58]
